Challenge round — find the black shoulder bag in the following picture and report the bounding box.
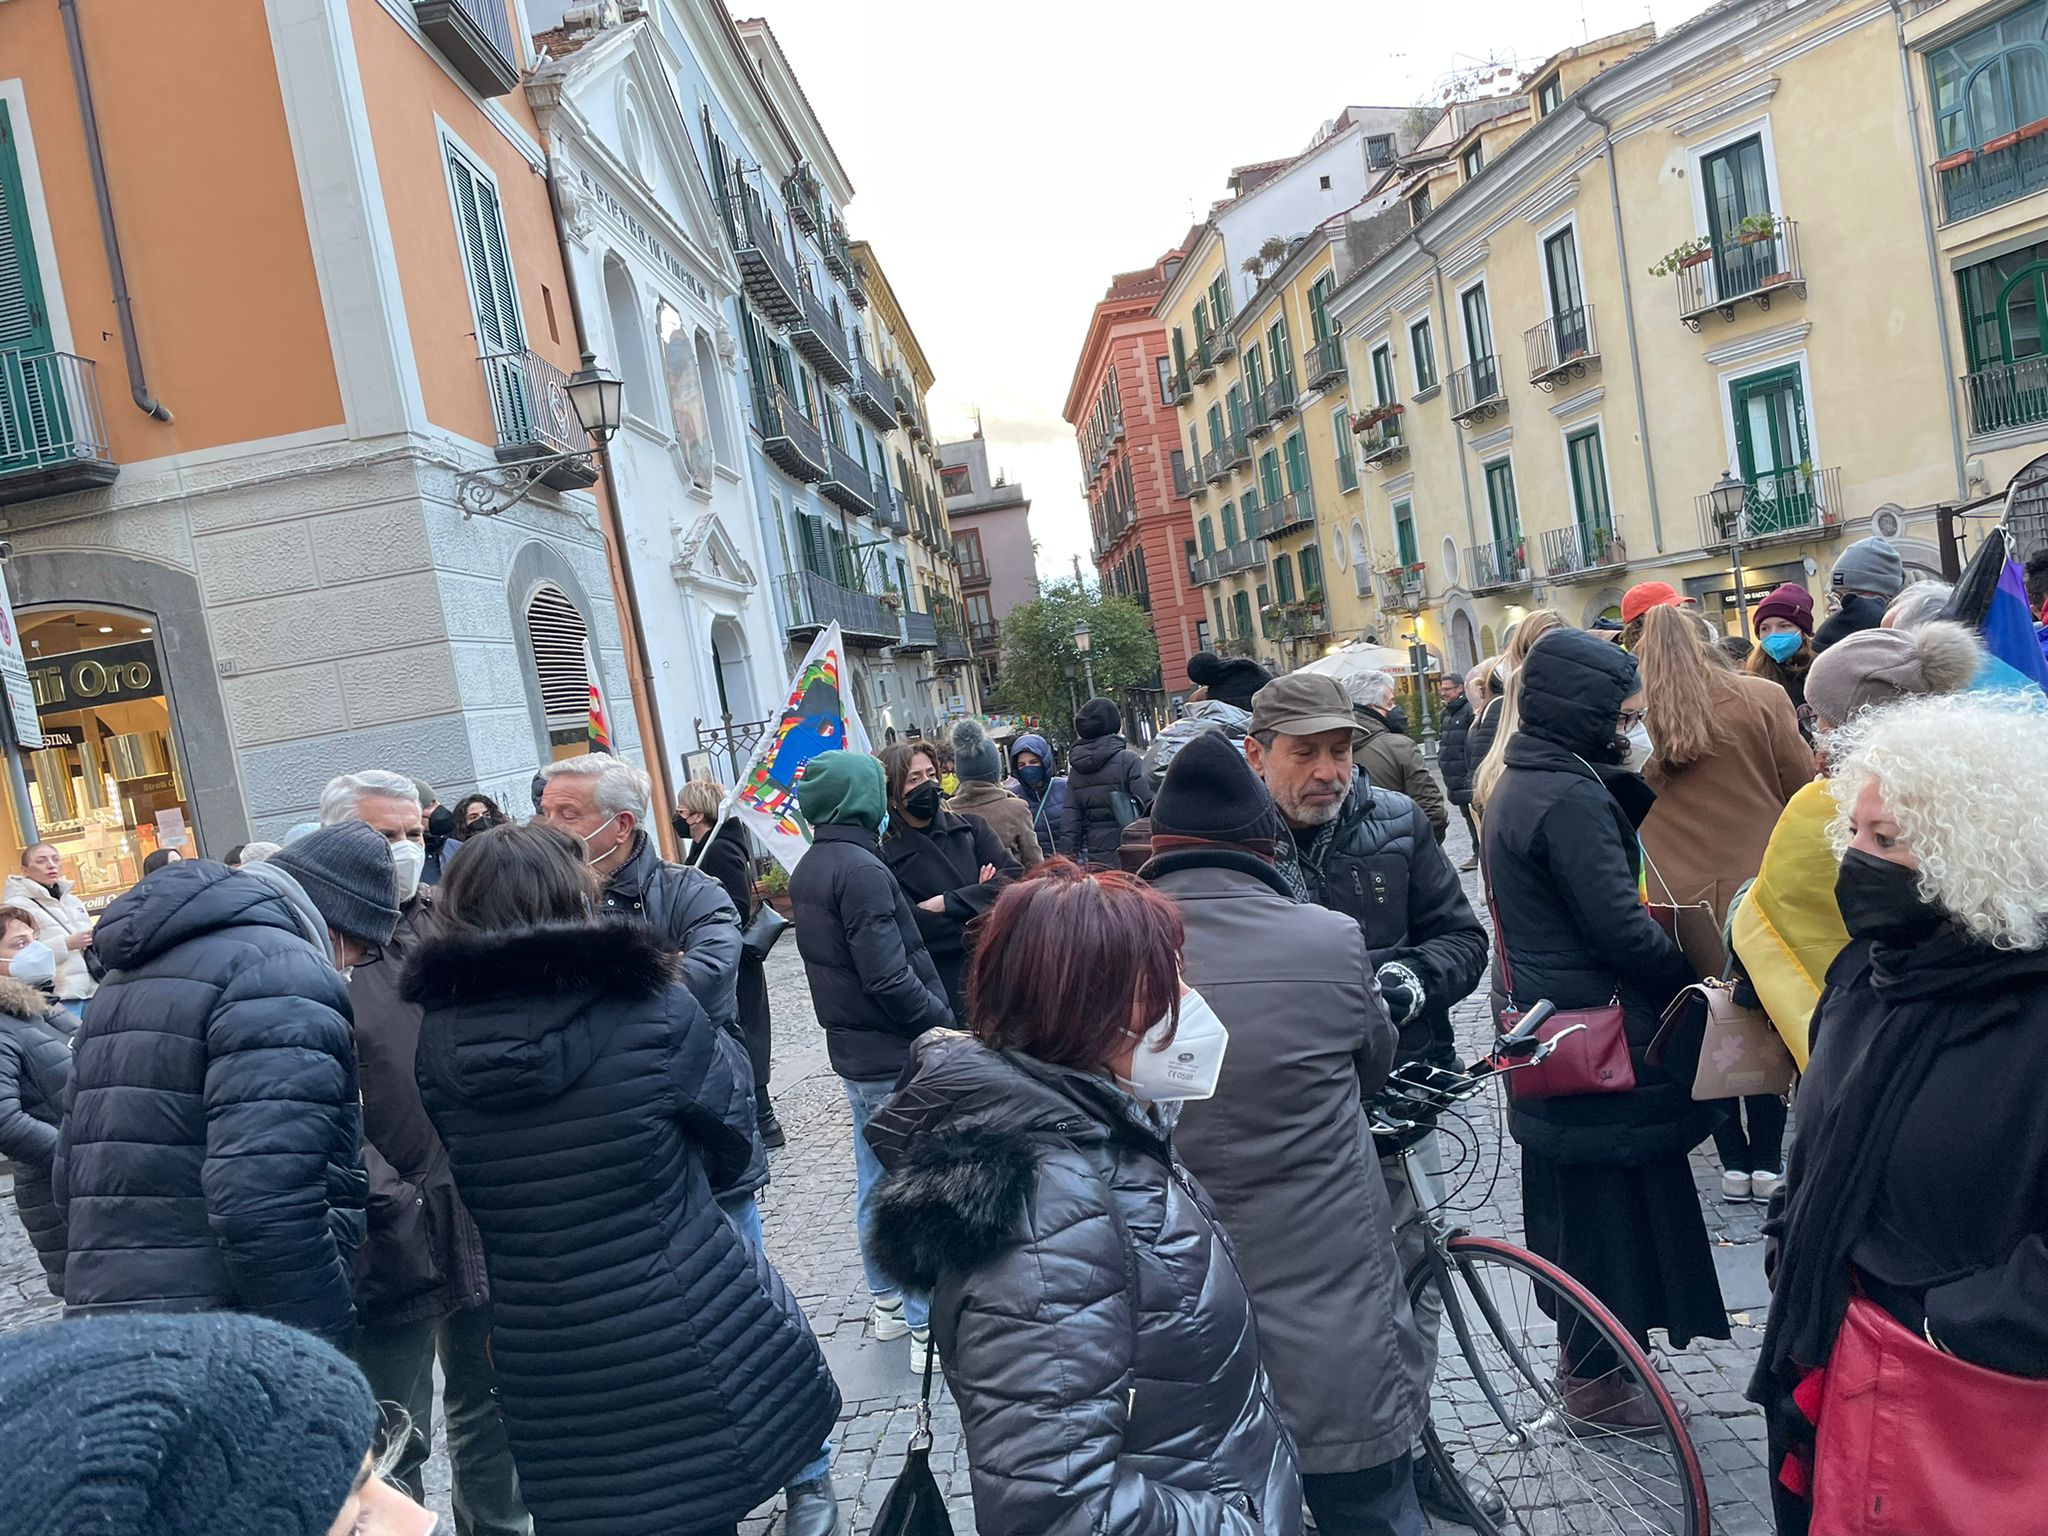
[867,1343,954,1535]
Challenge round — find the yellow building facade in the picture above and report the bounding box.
[1328,3,1964,673]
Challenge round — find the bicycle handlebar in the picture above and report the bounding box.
[1494,1000,1557,1056]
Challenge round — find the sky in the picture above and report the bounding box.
[750,0,1721,586]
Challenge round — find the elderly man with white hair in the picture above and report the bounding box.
[319,769,529,1535]
[1343,669,1449,843]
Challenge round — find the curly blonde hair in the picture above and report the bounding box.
[1826,693,2048,951]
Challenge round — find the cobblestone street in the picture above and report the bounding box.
[0,813,1778,1534]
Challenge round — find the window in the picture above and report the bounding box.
[1371,343,1396,407]
[1299,541,1324,597]
[1189,424,1202,469]
[1198,516,1216,556]
[448,141,526,360]
[1259,447,1283,504]
[1267,317,1294,395]
[1231,589,1254,641]
[1172,327,1188,374]
[1958,243,2048,427]
[1728,369,1810,499]
[1222,501,1240,545]
[941,464,972,497]
[954,527,986,576]
[1283,431,1310,494]
[1274,553,1296,603]
[1410,318,1438,392]
[525,583,606,761]
[1537,75,1563,116]
[1700,135,1777,294]
[1308,273,1337,344]
[1333,406,1358,491]
[1209,272,1232,324]
[1156,355,1174,404]
[1460,283,1494,366]
[1319,174,1332,191]
[1460,143,1484,181]
[1367,133,1396,169]
[1543,227,1588,357]
[1195,619,1211,652]
[1255,582,1272,612]
[1243,339,1266,405]
[1207,403,1226,454]
[1410,189,1432,226]
[1929,2,2048,157]
[1214,596,1227,636]
[1483,459,1521,547]
[1566,426,1614,536]
[1393,500,1418,565]
[1240,484,1259,533]
[1226,385,1246,443]
[1192,297,1210,341]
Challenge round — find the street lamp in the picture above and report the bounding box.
[457,352,624,518]
[1708,469,1751,637]
[1072,619,1098,699]
[1062,660,1079,720]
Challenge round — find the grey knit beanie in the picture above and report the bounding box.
[949,718,1003,783]
[266,820,400,946]
[1805,620,1982,726]
[1829,535,1905,599]
[0,1312,378,1535]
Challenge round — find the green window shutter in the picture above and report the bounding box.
[1485,461,1521,546]
[1567,429,1613,535]
[1395,502,1418,564]
[0,104,51,356]
[1233,590,1253,638]
[1274,553,1295,603]
[1283,432,1309,493]
[1260,448,1283,503]
[1371,345,1395,407]
[1223,501,1240,545]
[1300,543,1323,595]
[1309,275,1333,341]
[1207,403,1225,451]
[1226,386,1245,439]
[1199,517,1216,556]
[1268,318,1292,390]
[1172,328,1187,371]
[1244,340,1264,401]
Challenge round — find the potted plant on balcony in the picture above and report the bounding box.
[1733,213,1783,247]
[1648,236,1712,278]
[878,587,902,612]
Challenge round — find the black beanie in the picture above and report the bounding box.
[1186,649,1274,712]
[1151,729,1286,846]
[0,1312,379,1535]
[1075,697,1122,740]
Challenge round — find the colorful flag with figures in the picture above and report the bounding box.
[722,623,871,872]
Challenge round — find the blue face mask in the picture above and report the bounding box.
[1760,631,1804,663]
[876,810,890,839]
[1016,763,1047,789]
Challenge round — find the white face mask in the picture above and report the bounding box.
[1620,719,1655,772]
[1117,986,1230,1103]
[389,838,426,904]
[7,940,55,988]
[581,813,621,867]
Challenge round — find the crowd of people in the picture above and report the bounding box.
[0,532,2043,1536]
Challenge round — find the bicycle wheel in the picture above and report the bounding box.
[1408,1234,1710,1535]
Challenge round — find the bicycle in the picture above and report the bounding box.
[1371,1002,1711,1535]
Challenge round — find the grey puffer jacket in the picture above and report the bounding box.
[1140,700,1252,790]
[867,1032,1302,1536]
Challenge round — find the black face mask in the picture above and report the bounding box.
[671,812,693,845]
[905,782,944,822]
[427,806,457,840]
[1383,704,1410,737]
[1835,847,1947,947]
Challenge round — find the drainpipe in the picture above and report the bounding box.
[1892,0,1970,501]
[1585,106,1663,553]
[543,152,678,859]
[58,0,171,423]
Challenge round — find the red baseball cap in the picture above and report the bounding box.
[1621,581,1686,624]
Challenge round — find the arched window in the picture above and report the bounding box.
[694,329,734,466]
[1931,2,2048,153]
[603,256,656,421]
[1350,519,1370,566]
[525,583,604,759]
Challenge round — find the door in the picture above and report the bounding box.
[1701,136,1776,298]
[0,102,69,470]
[1543,228,1588,359]
[1997,261,2048,425]
[1731,366,1812,536]
[1461,285,1497,400]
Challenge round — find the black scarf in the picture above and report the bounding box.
[1754,924,2021,1399]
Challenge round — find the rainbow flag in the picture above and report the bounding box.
[588,684,614,753]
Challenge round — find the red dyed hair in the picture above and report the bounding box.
[967,859,1184,1069]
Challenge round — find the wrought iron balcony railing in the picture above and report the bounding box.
[479,349,597,490]
[1963,356,2048,436]
[1937,125,2048,224]
[850,353,897,433]
[0,349,118,505]
[1263,601,1331,642]
[1695,465,1844,549]
[1539,522,1628,582]
[1466,538,1532,594]
[1302,333,1345,391]
[1375,565,1428,611]
[720,178,802,324]
[1447,357,1506,424]
[1524,305,1599,388]
[819,441,879,516]
[1672,218,1805,330]
[753,383,828,483]
[789,276,853,387]
[1357,412,1408,465]
[781,569,896,643]
[415,0,518,96]
[1250,488,1314,540]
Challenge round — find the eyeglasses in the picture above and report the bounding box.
[1617,708,1647,729]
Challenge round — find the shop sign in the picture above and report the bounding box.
[30,641,165,716]
[0,571,42,749]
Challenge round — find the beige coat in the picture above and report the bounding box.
[1641,671,1815,973]
[944,780,1044,871]
[1,872,96,1001]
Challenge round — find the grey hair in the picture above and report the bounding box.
[539,752,651,821]
[320,769,419,826]
[238,841,283,863]
[1342,669,1397,709]
[1885,579,1953,632]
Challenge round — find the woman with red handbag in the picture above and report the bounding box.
[1481,627,1726,1431]
[1751,692,2048,1536]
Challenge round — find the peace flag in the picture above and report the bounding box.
[722,622,871,872]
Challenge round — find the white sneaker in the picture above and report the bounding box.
[1749,1167,1785,1202]
[870,1296,909,1341]
[1721,1170,1753,1203]
[909,1327,939,1376]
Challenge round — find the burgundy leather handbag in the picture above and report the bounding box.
[1488,855,1636,1102]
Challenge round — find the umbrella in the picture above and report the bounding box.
[1298,640,1442,682]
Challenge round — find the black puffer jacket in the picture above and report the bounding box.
[408,921,839,1536]
[1059,731,1151,868]
[1281,781,1488,1069]
[1480,630,1703,1165]
[0,977,74,1297]
[1466,693,1504,781]
[348,886,488,1326]
[881,809,1019,1020]
[790,823,953,1081]
[1438,693,1476,803]
[602,829,743,1035]
[868,1032,1303,1536]
[54,861,365,1342]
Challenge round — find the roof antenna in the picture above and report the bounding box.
[973,406,984,439]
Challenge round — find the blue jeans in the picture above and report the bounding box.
[842,1075,929,1332]
[721,1194,832,1486]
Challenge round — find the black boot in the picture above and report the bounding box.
[1413,1451,1507,1528]
[756,1085,787,1149]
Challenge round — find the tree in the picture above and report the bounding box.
[986,580,1160,747]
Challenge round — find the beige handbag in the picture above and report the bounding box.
[1647,981,1796,1101]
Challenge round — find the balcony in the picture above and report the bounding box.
[479,349,598,490]
[898,608,939,651]
[1937,123,2048,224]
[822,218,857,287]
[819,442,879,516]
[1216,541,1268,577]
[1188,551,1218,586]
[1263,601,1331,642]
[783,165,823,237]
[1172,362,1195,404]
[1356,408,1408,466]
[781,569,897,644]
[720,179,802,325]
[1538,522,1628,582]
[1250,487,1315,540]
[1375,564,1429,612]
[850,353,897,433]
[1202,447,1227,485]
[754,384,828,482]
[1696,465,1844,550]
[1302,333,1345,392]
[0,350,117,506]
[789,278,853,387]
[1190,333,1218,383]
[1246,394,1278,439]
[1170,449,1194,499]
[1217,432,1250,475]
[1672,217,1805,331]
[1335,449,1360,493]
[874,485,908,534]
[1210,320,1238,363]
[1447,357,1507,425]
[415,0,518,97]
[1467,538,1532,595]
[968,620,1002,652]
[890,372,928,441]
[1524,306,1599,389]
[1263,377,1298,423]
[1962,355,2048,436]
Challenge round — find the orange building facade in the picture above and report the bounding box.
[0,0,633,894]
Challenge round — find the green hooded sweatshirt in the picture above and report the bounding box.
[796,750,886,832]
